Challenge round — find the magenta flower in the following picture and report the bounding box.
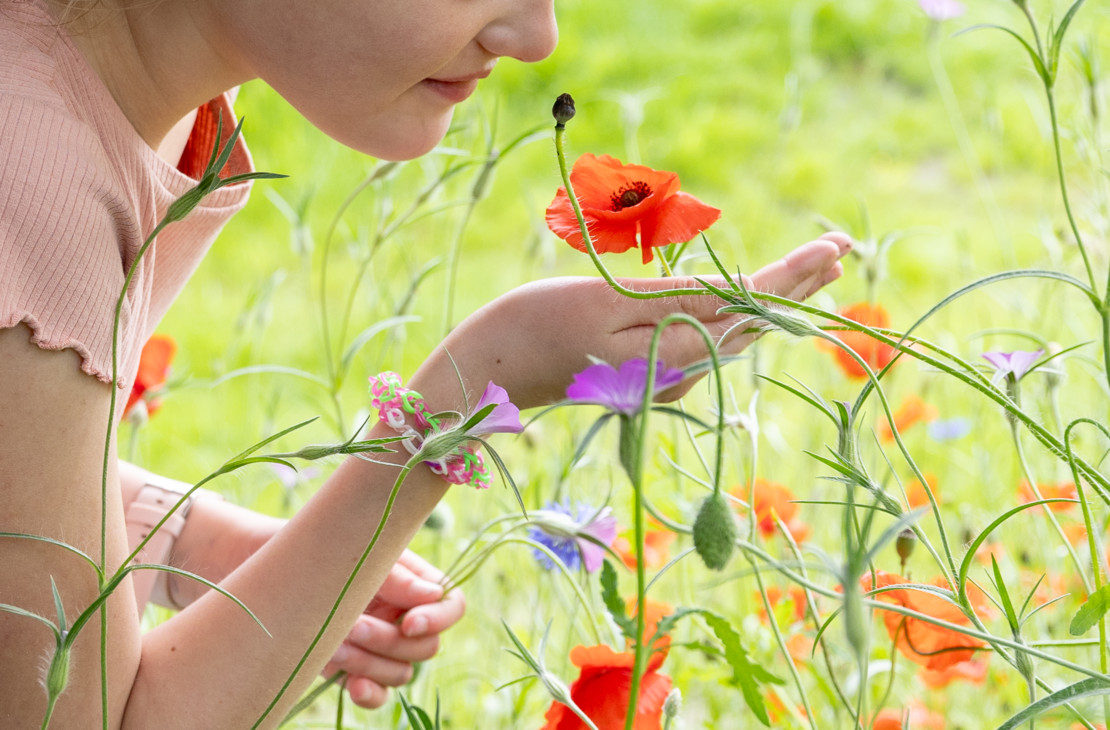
[565,358,685,417]
[982,349,1043,386]
[467,381,523,436]
[917,0,964,21]
[527,501,618,573]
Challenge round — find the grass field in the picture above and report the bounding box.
[131,1,1110,727]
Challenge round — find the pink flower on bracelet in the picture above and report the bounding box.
[368,373,523,489]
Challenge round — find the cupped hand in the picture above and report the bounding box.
[415,232,850,412]
[321,550,464,709]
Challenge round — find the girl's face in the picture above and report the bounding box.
[205,0,558,161]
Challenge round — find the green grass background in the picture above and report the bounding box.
[135,0,1110,727]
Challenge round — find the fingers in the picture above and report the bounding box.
[749,234,850,301]
[369,551,467,637]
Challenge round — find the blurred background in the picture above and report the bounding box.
[136,0,1110,726]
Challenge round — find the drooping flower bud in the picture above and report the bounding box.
[693,492,737,570]
[552,93,576,126]
[896,528,916,568]
[663,688,683,728]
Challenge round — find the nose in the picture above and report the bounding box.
[478,1,559,64]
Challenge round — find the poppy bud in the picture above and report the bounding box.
[896,528,916,566]
[693,492,737,570]
[663,689,683,725]
[552,93,576,126]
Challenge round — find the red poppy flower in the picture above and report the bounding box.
[920,657,988,689]
[862,571,984,671]
[820,302,898,379]
[125,334,176,418]
[905,474,940,510]
[546,154,721,264]
[540,644,672,730]
[624,598,673,659]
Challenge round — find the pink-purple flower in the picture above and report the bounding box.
[917,0,965,21]
[467,381,524,436]
[528,501,618,573]
[565,358,685,417]
[982,349,1044,387]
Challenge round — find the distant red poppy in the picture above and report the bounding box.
[125,334,176,418]
[878,395,938,442]
[546,154,721,264]
[731,479,810,543]
[872,703,945,729]
[905,474,940,510]
[920,658,988,688]
[540,644,672,730]
[624,597,673,659]
[862,571,984,671]
[614,521,676,570]
[1018,480,1078,512]
[821,302,898,379]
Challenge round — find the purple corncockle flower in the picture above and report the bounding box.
[565,358,685,417]
[982,349,1044,387]
[467,381,523,435]
[917,0,965,21]
[527,501,618,573]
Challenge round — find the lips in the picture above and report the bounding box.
[421,65,496,104]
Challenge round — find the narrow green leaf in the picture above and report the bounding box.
[398,693,435,730]
[213,365,330,389]
[957,25,1050,86]
[600,561,636,640]
[124,565,271,637]
[997,677,1110,730]
[50,577,67,635]
[990,555,1020,633]
[1070,584,1110,636]
[0,603,60,639]
[1050,0,1089,83]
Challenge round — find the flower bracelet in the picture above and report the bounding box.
[368,372,494,489]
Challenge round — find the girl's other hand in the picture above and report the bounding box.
[321,550,464,709]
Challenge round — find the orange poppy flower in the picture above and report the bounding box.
[872,703,945,729]
[920,657,989,689]
[905,474,940,510]
[878,395,939,442]
[1018,480,1078,512]
[125,334,176,418]
[820,302,898,379]
[862,571,984,671]
[545,154,721,264]
[614,526,676,570]
[731,479,810,543]
[756,585,808,625]
[540,644,672,730]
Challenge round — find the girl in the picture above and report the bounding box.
[0,0,851,726]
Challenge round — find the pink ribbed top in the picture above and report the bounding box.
[0,0,253,418]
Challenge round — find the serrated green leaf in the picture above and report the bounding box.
[600,561,635,640]
[700,610,784,727]
[1070,584,1110,636]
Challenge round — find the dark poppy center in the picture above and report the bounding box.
[610,181,652,211]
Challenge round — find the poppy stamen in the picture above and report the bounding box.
[611,181,652,211]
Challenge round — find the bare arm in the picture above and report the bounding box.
[0,234,848,728]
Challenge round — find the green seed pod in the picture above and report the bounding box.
[896,528,916,565]
[693,492,737,570]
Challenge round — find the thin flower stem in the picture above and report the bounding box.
[1010,421,1091,594]
[1063,420,1110,726]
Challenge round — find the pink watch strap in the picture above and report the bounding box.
[124,484,190,613]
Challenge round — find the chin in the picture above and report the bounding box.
[323,112,454,162]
